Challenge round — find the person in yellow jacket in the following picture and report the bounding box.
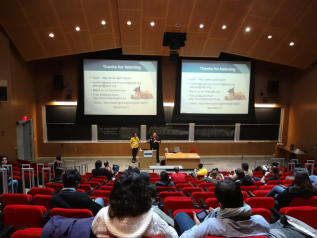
[130,133,139,163]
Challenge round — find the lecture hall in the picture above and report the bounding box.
[1,1,317,238]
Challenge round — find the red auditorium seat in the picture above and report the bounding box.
[173,180,188,185]
[190,147,197,153]
[239,186,257,193]
[198,183,215,191]
[30,187,55,197]
[191,180,205,186]
[252,190,270,197]
[285,207,317,229]
[149,178,161,184]
[85,172,93,176]
[95,175,109,180]
[207,186,216,192]
[34,194,52,210]
[185,177,197,182]
[149,173,160,178]
[251,208,271,223]
[4,205,47,231]
[205,198,219,209]
[158,192,183,200]
[12,228,42,238]
[196,175,205,179]
[259,185,275,190]
[279,206,312,215]
[242,191,248,200]
[163,197,194,214]
[245,197,275,212]
[100,186,113,191]
[280,196,317,210]
[50,208,93,218]
[192,192,215,207]
[45,183,64,191]
[182,187,203,197]
[282,179,294,186]
[176,183,192,191]
[0,193,32,205]
[219,171,229,176]
[253,181,263,188]
[79,177,87,184]
[267,180,281,185]
[173,209,202,219]
[81,175,92,180]
[92,190,111,198]
[156,186,176,193]
[84,181,101,188]
[78,184,92,193]
[77,188,86,193]
[91,178,106,184]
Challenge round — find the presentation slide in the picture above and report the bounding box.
[84,59,157,115]
[181,60,251,114]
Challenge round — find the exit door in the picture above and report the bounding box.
[16,119,34,161]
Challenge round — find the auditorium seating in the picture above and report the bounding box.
[284,207,317,229]
[92,190,111,198]
[253,181,263,188]
[50,208,93,218]
[45,183,64,191]
[78,184,92,193]
[182,187,203,197]
[30,187,55,197]
[33,195,52,210]
[259,185,275,190]
[173,180,188,185]
[251,208,271,223]
[192,192,215,207]
[244,197,275,212]
[252,190,271,197]
[173,209,202,219]
[239,186,257,193]
[191,180,205,186]
[176,183,192,191]
[100,186,113,191]
[0,193,32,205]
[266,180,281,185]
[12,228,42,238]
[198,183,215,191]
[205,198,219,209]
[84,181,101,189]
[156,186,176,193]
[163,197,195,215]
[282,179,294,186]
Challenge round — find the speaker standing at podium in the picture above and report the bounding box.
[148,132,161,163]
[130,133,139,163]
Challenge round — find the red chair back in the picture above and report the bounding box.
[239,186,257,193]
[196,175,205,180]
[190,180,205,186]
[185,178,197,182]
[77,189,86,193]
[78,184,92,192]
[163,197,194,214]
[251,208,270,223]
[205,198,219,209]
[285,207,317,229]
[289,196,317,207]
[259,185,275,190]
[85,172,92,176]
[4,205,46,231]
[95,176,109,180]
[84,181,101,188]
[0,193,32,205]
[158,192,184,200]
[50,208,93,218]
[253,190,271,197]
[267,180,281,185]
[192,192,215,207]
[244,197,275,211]
[156,186,176,193]
[207,186,216,192]
[190,147,197,153]
[282,179,294,186]
[182,187,203,197]
[30,187,54,197]
[92,190,111,198]
[149,173,160,178]
[198,183,215,190]
[242,191,248,200]
[219,171,229,176]
[149,178,161,184]
[100,186,113,191]
[45,183,64,191]
[173,209,201,219]
[173,180,187,185]
[34,195,52,210]
[91,178,106,184]
[176,183,192,191]
[12,228,42,238]
[253,181,263,188]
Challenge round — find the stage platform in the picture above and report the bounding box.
[34,155,273,174]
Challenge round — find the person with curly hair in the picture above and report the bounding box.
[92,171,177,238]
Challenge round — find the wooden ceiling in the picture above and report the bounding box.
[0,0,317,69]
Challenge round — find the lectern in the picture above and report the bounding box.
[139,150,157,169]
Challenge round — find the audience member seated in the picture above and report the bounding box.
[202,169,223,185]
[253,166,280,184]
[139,172,157,198]
[286,162,309,180]
[53,155,62,175]
[50,167,64,184]
[234,168,253,186]
[193,163,208,177]
[92,160,113,180]
[126,165,140,174]
[155,171,175,187]
[174,179,270,237]
[50,169,103,216]
[265,171,317,208]
[0,155,18,193]
[103,160,115,174]
[91,171,178,238]
[230,163,253,179]
[171,166,185,181]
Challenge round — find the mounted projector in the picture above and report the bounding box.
[162,32,187,49]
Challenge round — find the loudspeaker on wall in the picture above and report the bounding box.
[53,75,64,89]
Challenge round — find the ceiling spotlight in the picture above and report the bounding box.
[101,20,106,25]
[49,33,54,37]
[290,42,294,46]
[199,24,204,29]
[245,27,250,32]
[175,23,180,27]
[268,35,272,39]
[76,27,80,31]
[150,22,155,26]
[222,25,226,29]
[127,21,131,25]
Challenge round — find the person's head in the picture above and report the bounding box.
[198,163,203,169]
[126,166,140,174]
[139,172,150,183]
[56,155,62,161]
[235,168,245,179]
[55,167,65,177]
[211,170,219,179]
[109,171,151,218]
[241,163,249,171]
[104,161,109,167]
[174,166,180,173]
[133,132,137,138]
[160,171,169,182]
[0,155,8,165]
[152,132,157,137]
[271,166,279,175]
[295,162,302,168]
[292,171,314,190]
[95,160,102,169]
[63,169,81,189]
[215,180,244,209]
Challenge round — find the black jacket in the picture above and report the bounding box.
[276,186,317,208]
[235,175,254,186]
[92,168,113,180]
[50,189,102,216]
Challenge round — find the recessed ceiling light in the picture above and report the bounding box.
[127,21,131,25]
[290,42,294,46]
[150,22,155,26]
[101,20,106,25]
[222,25,226,29]
[175,23,180,27]
[245,27,250,32]
[199,24,204,29]
[76,26,80,31]
[268,35,272,39]
[49,33,54,37]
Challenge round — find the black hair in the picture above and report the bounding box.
[56,155,62,161]
[271,167,279,175]
[235,168,245,179]
[63,169,81,187]
[160,171,170,182]
[95,160,102,169]
[132,132,137,136]
[108,171,151,218]
[126,166,140,174]
[0,155,7,167]
[104,161,109,167]
[292,171,315,191]
[214,180,244,208]
[198,163,203,169]
[242,163,249,171]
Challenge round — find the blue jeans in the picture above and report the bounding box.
[265,185,285,198]
[174,212,195,236]
[253,177,261,181]
[94,197,104,207]
[310,175,317,184]
[8,180,18,193]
